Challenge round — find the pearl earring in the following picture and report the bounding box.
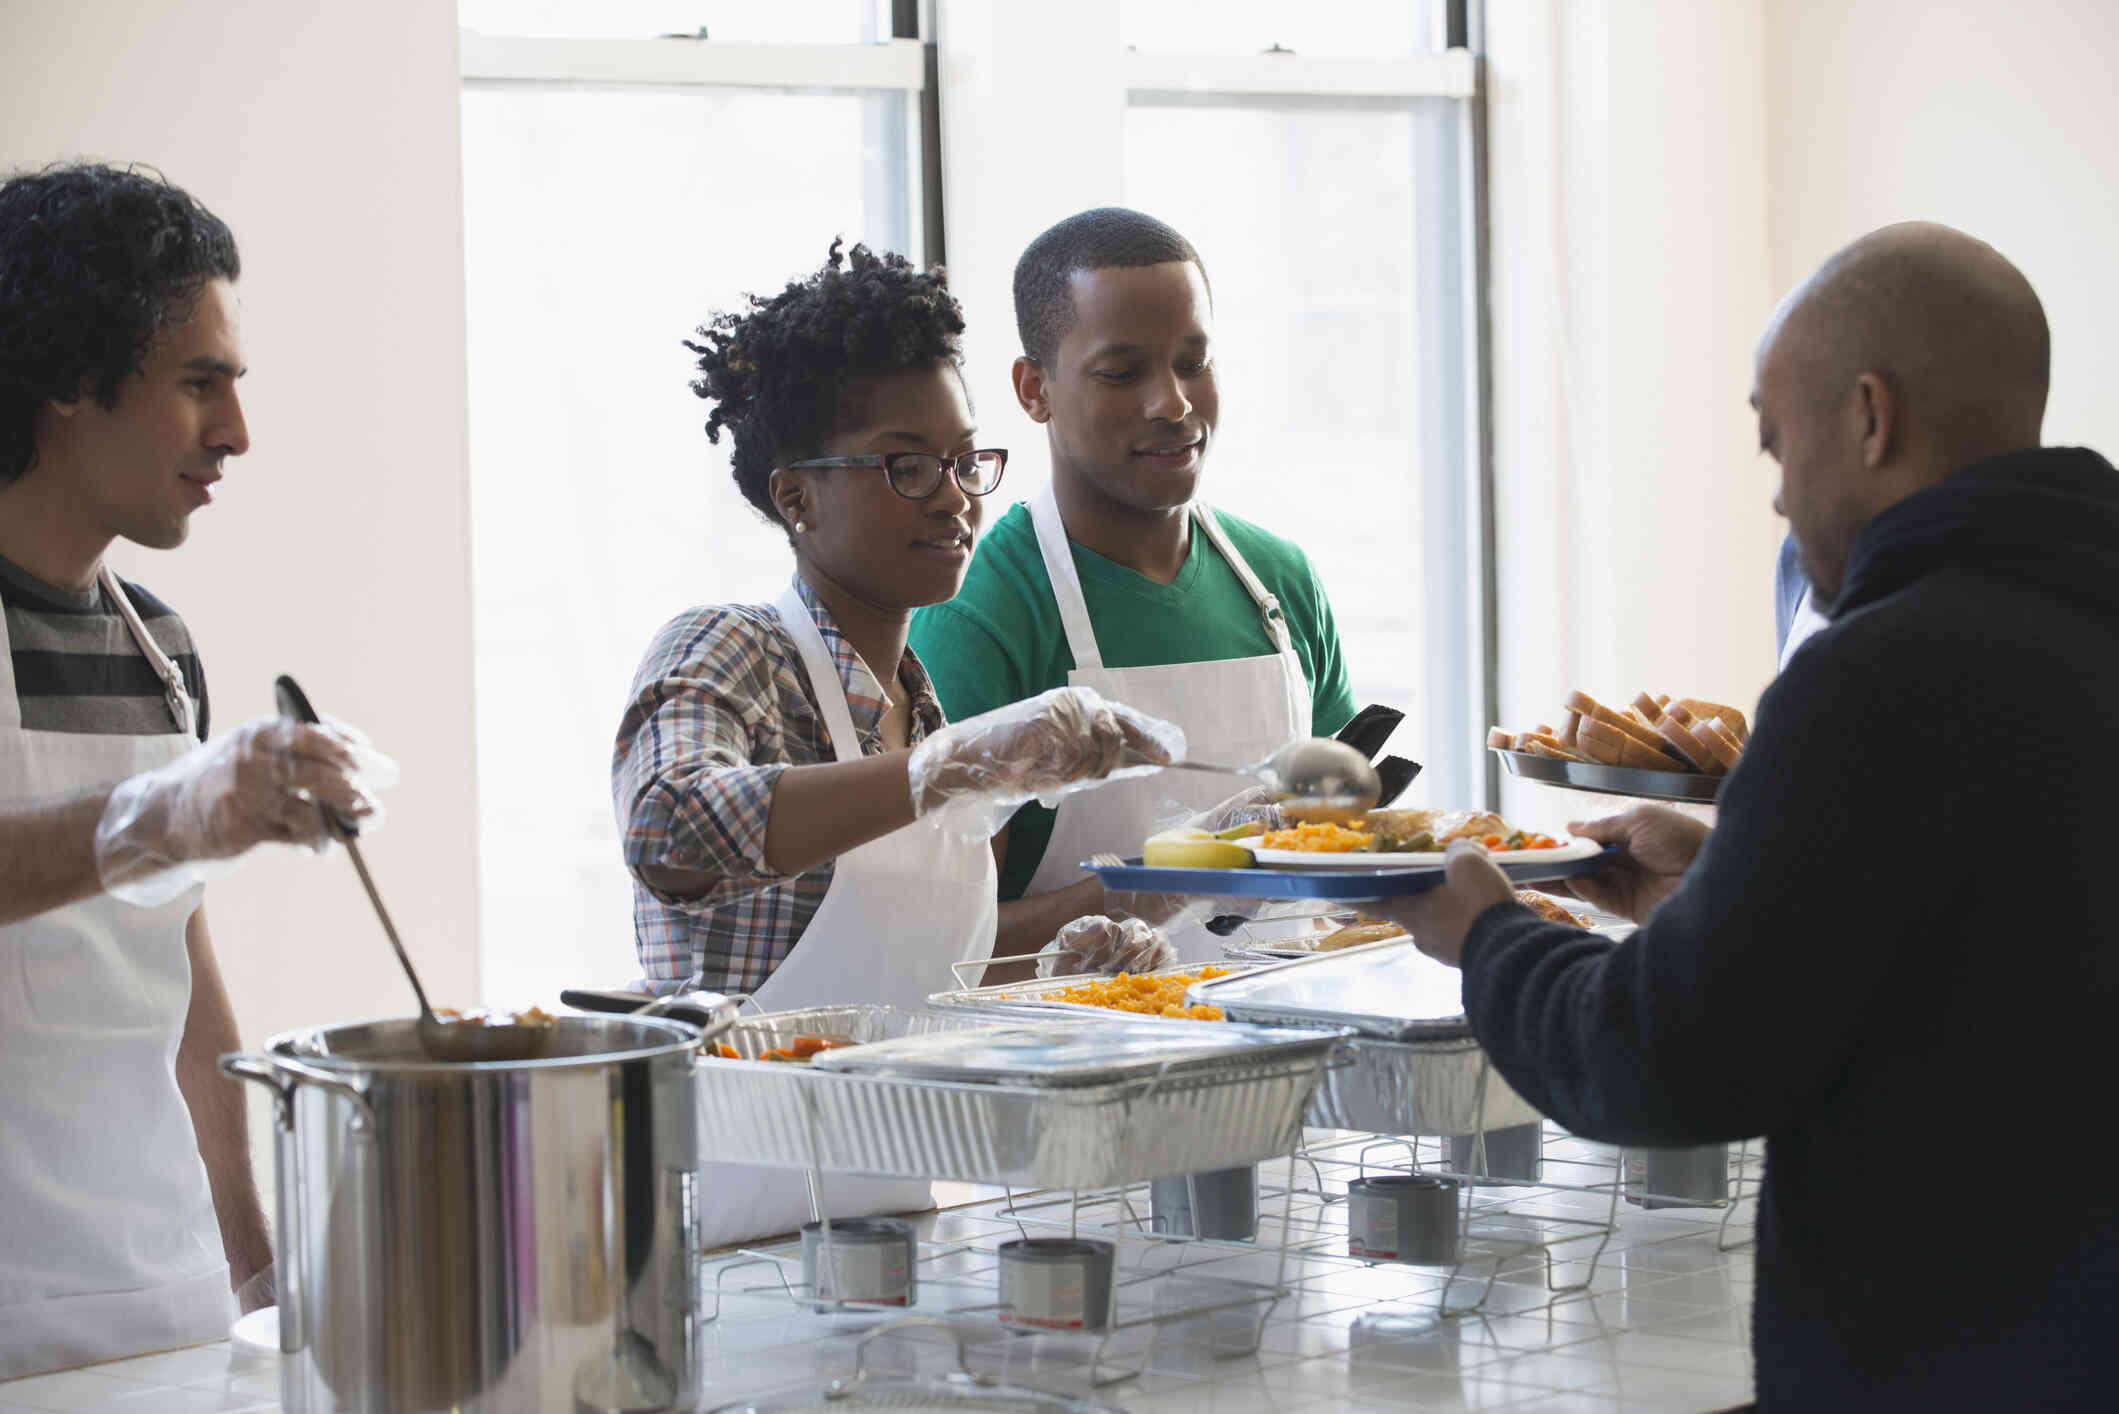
[795,521,809,533]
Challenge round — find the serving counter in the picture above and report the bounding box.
[3,1128,1760,1413]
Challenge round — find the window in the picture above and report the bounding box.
[459,1,1490,1000]
[1120,2,1488,812]
[1121,0,1425,58]
[459,0,877,44]
[460,5,926,1001]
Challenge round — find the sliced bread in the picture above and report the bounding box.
[1678,698,1749,742]
[1652,706,1721,774]
[1567,690,1689,764]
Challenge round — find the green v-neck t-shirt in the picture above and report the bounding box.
[908,500,1356,900]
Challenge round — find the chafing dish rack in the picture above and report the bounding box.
[1188,943,1543,1137]
[693,1005,1344,1189]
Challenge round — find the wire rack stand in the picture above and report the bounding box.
[696,1173,1304,1390]
[1272,1124,1761,1315]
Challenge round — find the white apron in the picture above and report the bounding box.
[695,586,999,1250]
[0,567,228,1378]
[1025,488,1312,963]
[1779,585,1831,671]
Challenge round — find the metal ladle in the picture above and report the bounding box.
[275,675,552,1064]
[1128,736,1384,823]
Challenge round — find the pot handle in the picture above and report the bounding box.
[560,988,745,1045]
[218,1052,375,1360]
[220,1051,377,1133]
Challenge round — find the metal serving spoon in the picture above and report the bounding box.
[1127,736,1384,822]
[275,675,552,1064]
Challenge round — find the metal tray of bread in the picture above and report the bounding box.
[926,962,1255,1022]
[693,1004,1337,1188]
[1185,938,1480,1042]
[1495,748,1720,803]
[1083,846,1614,901]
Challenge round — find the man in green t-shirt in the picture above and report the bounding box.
[909,208,1355,964]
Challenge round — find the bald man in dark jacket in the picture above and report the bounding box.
[1380,223,2119,1410]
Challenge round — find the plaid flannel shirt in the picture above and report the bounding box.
[612,576,945,992]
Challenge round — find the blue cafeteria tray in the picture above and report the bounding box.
[1081,848,1618,903]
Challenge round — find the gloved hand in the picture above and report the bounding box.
[907,685,1183,841]
[1184,784,1286,838]
[1104,787,1292,928]
[1036,914,1179,978]
[95,717,399,906]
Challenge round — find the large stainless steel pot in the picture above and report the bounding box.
[223,1014,704,1414]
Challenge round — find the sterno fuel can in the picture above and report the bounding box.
[800,1217,916,1309]
[998,1237,1115,1331]
[1346,1175,1461,1265]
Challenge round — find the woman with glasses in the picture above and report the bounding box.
[612,243,1173,1242]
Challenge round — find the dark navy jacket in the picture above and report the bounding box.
[1461,447,2119,1410]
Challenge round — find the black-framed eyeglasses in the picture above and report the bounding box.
[786,448,1007,500]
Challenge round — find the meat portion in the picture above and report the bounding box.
[1515,891,1589,926]
[1429,810,1511,844]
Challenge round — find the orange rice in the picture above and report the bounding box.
[1041,966,1230,1020]
[1259,821,1375,852]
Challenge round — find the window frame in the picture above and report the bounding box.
[457,0,1500,820]
[1116,12,1497,808]
[458,24,943,267]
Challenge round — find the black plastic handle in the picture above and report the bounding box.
[274,673,360,838]
[1375,756,1423,806]
[560,987,733,1032]
[1333,703,1405,761]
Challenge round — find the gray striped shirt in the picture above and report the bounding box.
[0,553,209,741]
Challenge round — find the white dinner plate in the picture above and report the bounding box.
[1249,836,1603,870]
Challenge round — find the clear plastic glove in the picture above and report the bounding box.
[907,685,1183,842]
[235,1262,277,1315]
[1185,784,1286,838]
[95,716,399,906]
[1106,787,1293,928]
[1036,914,1178,978]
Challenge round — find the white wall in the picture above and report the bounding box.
[1485,0,1780,821]
[1763,0,2119,459]
[933,0,1129,499]
[0,2,481,1050]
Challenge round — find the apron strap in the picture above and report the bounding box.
[1031,487,1299,666]
[1029,488,1309,732]
[1190,503,1295,656]
[772,583,866,766]
[96,567,197,738]
[1028,486,1105,672]
[1189,504,1310,741]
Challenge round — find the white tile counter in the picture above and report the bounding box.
[0,1130,1758,1413]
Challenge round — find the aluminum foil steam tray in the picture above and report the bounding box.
[694,1005,1336,1188]
[1177,947,1548,1136]
[714,1004,985,1056]
[925,962,1259,1023]
[1184,940,1473,1042]
[1308,1035,1544,1137]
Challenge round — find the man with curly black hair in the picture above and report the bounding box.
[0,162,391,1377]
[911,208,1357,962]
[613,239,1177,1247]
